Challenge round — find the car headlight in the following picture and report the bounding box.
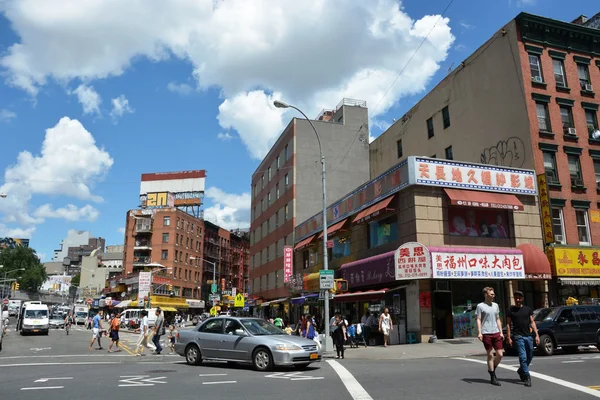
[274,344,303,351]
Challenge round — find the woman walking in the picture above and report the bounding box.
[332,314,347,359]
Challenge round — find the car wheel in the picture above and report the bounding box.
[294,363,310,370]
[563,346,579,354]
[538,334,554,356]
[252,347,273,372]
[185,344,202,365]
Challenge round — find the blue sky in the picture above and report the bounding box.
[0,0,597,262]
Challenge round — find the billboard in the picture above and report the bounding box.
[140,170,205,208]
[0,238,30,249]
[447,208,510,239]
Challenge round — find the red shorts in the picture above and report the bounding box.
[482,332,503,351]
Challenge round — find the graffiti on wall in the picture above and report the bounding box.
[480,137,526,168]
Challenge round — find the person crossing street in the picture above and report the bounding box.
[476,287,504,386]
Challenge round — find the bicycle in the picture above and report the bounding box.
[65,322,72,335]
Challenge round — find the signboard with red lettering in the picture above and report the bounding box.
[412,157,537,195]
[283,246,293,283]
[431,250,524,279]
[395,242,432,280]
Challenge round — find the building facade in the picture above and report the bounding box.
[250,99,371,301]
[369,12,600,303]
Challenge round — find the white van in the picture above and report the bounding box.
[20,302,49,335]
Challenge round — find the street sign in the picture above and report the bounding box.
[319,270,334,290]
[326,240,334,249]
[86,298,93,305]
[211,284,217,294]
[231,287,237,297]
[222,290,232,296]
[209,294,220,301]
[206,280,215,284]
[2,298,8,305]
[234,293,245,307]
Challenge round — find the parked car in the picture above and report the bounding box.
[175,316,322,371]
[505,305,600,356]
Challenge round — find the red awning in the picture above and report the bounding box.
[517,243,552,280]
[443,188,524,211]
[333,289,388,302]
[318,218,348,239]
[353,195,396,223]
[294,235,316,251]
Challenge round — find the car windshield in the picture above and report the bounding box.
[240,319,285,336]
[25,310,48,318]
[534,307,556,322]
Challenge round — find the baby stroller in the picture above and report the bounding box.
[346,324,366,348]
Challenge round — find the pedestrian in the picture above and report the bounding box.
[273,315,283,329]
[134,310,150,356]
[360,311,370,347]
[378,308,392,347]
[167,324,176,354]
[476,286,505,386]
[89,310,104,351]
[332,314,347,359]
[108,313,121,353]
[152,308,165,355]
[506,290,540,388]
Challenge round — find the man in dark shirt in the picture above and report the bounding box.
[506,291,540,388]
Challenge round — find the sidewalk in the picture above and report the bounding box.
[328,339,487,361]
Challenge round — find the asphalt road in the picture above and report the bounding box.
[2,317,599,399]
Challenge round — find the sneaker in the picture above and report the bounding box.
[517,367,526,382]
[524,377,532,387]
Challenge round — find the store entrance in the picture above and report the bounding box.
[433,291,453,339]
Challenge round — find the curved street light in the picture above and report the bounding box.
[273,99,330,352]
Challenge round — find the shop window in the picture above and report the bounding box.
[551,208,566,244]
[575,210,591,245]
[328,235,351,261]
[368,215,398,248]
[448,208,510,239]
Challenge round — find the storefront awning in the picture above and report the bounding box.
[294,235,316,251]
[353,195,395,223]
[290,293,318,305]
[160,306,178,312]
[151,295,189,309]
[261,302,271,307]
[517,243,552,280]
[558,277,600,286]
[303,272,320,292]
[318,219,348,239]
[443,188,524,211]
[114,300,132,309]
[269,297,288,305]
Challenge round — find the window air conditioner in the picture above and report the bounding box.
[571,178,584,187]
[585,83,593,92]
[565,128,577,136]
[532,76,543,83]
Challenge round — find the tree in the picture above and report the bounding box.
[71,273,80,287]
[0,246,47,293]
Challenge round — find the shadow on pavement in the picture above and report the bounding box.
[462,377,523,386]
[188,360,321,373]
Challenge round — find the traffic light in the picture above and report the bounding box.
[167,284,173,291]
[14,282,20,291]
[335,279,348,292]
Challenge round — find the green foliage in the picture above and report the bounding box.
[0,246,47,293]
[71,273,81,287]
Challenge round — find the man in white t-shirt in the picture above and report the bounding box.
[476,287,504,386]
[134,310,150,356]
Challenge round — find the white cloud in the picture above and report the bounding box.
[37,252,47,261]
[109,95,134,119]
[203,186,250,230]
[117,227,125,234]
[33,203,99,222]
[455,44,468,52]
[0,0,454,158]
[71,84,101,115]
[0,116,113,230]
[369,135,376,144]
[0,223,35,238]
[516,0,536,6]
[167,82,193,95]
[0,109,17,122]
[216,132,235,141]
[459,21,474,30]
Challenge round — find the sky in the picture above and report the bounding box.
[0,0,597,262]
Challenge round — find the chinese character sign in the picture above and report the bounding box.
[550,248,600,277]
[411,157,537,195]
[138,271,152,303]
[283,246,293,283]
[395,242,432,280]
[537,174,553,245]
[448,208,510,239]
[431,251,525,279]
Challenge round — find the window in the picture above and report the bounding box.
[253,206,256,221]
[276,184,280,199]
[162,233,169,243]
[576,210,591,245]
[268,167,272,181]
[553,59,567,87]
[179,235,183,246]
[586,109,599,136]
[368,215,399,248]
[276,155,280,169]
[543,151,558,183]
[445,146,453,160]
[529,54,542,82]
[442,106,450,129]
[328,235,351,261]
[536,102,551,132]
[253,184,257,197]
[163,216,170,226]
[558,308,575,323]
[594,159,600,189]
[266,219,270,234]
[284,204,289,220]
[551,208,565,244]
[577,64,591,90]
[285,173,289,187]
[268,192,271,206]
[560,106,574,132]
[161,250,168,260]
[426,117,434,138]
[176,233,179,245]
[567,154,583,186]
[261,175,265,189]
[396,139,403,158]
[261,199,264,212]
[275,211,279,228]
[199,319,223,334]
[285,144,289,160]
[175,250,178,262]
[224,319,243,335]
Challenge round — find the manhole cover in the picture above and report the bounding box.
[145,370,177,373]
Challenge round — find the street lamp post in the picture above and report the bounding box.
[0,266,26,298]
[273,100,330,352]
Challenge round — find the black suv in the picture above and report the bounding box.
[533,305,600,356]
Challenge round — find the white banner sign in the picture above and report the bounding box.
[431,251,525,279]
[395,242,432,280]
[138,272,151,304]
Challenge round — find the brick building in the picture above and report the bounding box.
[369,12,600,303]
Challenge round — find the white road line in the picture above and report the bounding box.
[0,354,131,359]
[21,386,64,391]
[0,362,122,367]
[291,377,324,381]
[202,381,237,385]
[562,360,585,364]
[454,358,600,398]
[35,377,74,382]
[327,360,373,400]
[198,374,228,377]
[118,384,155,387]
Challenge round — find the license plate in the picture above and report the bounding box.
[309,353,318,360]
[33,330,39,333]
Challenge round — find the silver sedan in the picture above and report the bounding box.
[175,317,322,371]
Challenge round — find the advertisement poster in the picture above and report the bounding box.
[138,272,151,306]
[432,250,525,279]
[395,242,432,280]
[448,208,510,239]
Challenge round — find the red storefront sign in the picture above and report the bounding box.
[283,246,293,283]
